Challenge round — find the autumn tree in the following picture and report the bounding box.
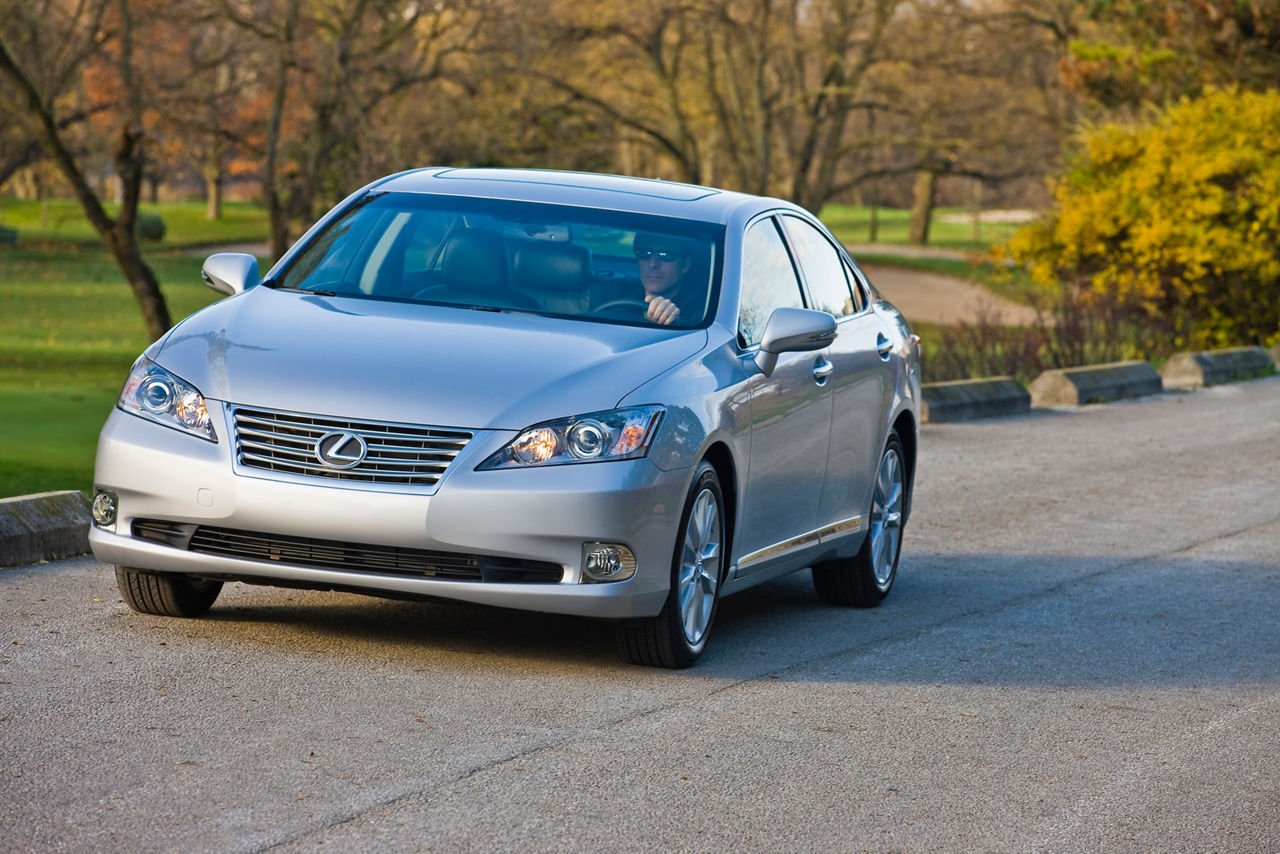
[1062,0,1280,109]
[210,0,488,259]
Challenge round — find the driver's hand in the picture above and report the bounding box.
[645,295,680,326]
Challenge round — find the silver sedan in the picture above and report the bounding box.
[89,168,921,667]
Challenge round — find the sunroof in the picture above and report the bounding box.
[433,168,720,202]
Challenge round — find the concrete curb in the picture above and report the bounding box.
[1162,346,1275,389]
[1029,361,1163,407]
[0,491,91,567]
[922,377,1030,423]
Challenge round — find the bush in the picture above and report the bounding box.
[135,211,167,242]
[920,307,1047,385]
[1007,88,1280,352]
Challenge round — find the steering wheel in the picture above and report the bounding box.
[591,298,650,318]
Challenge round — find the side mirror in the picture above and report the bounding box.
[755,307,837,375]
[201,253,260,296]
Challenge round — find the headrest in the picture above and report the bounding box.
[441,230,508,293]
[512,241,592,294]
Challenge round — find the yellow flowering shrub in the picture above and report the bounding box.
[1008,88,1280,350]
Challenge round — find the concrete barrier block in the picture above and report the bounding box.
[1161,346,1275,389]
[0,491,91,567]
[922,377,1030,423]
[1029,361,1163,406]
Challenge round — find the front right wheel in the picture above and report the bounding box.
[616,461,725,668]
[812,431,906,607]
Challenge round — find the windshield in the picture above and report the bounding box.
[277,193,724,329]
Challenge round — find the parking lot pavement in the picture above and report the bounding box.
[3,376,1279,852]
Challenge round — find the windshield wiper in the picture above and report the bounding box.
[260,279,336,297]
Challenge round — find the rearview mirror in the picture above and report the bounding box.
[201,253,260,296]
[756,307,837,375]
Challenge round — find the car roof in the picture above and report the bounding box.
[370,167,799,225]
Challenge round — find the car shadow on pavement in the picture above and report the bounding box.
[703,550,1280,688]
[202,586,623,668]
[176,548,1280,690]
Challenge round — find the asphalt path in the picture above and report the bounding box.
[3,377,1279,852]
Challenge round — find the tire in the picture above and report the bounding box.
[812,431,906,607]
[115,566,222,617]
[616,461,725,668]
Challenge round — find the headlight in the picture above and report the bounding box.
[118,357,217,442]
[478,406,664,470]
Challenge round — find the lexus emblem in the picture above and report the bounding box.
[316,431,368,469]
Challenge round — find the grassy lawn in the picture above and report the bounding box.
[0,199,269,247]
[0,246,245,498]
[818,203,1027,250]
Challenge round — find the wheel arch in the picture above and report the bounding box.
[891,409,917,524]
[700,440,738,575]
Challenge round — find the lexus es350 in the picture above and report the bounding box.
[89,167,921,668]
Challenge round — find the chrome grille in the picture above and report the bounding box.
[232,406,471,486]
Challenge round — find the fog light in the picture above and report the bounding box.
[91,490,118,528]
[582,543,636,583]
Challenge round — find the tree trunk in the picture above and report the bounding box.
[869,184,880,244]
[907,169,937,245]
[106,223,172,339]
[264,0,300,261]
[0,25,172,341]
[204,152,223,221]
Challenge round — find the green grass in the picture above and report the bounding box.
[0,246,231,498]
[0,199,269,247]
[818,203,1027,250]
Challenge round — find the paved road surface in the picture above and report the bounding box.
[861,264,1040,326]
[3,377,1278,852]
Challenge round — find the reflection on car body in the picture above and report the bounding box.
[90,167,921,667]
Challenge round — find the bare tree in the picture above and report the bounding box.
[0,0,172,338]
[212,0,487,260]
[520,0,903,211]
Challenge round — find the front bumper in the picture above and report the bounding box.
[89,406,687,619]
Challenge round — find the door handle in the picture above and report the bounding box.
[812,358,834,384]
[876,333,893,361]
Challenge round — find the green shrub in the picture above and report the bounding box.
[136,211,167,242]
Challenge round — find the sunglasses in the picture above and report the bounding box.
[634,248,682,262]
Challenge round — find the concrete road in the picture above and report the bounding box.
[3,377,1279,852]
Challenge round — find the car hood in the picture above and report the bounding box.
[154,288,706,430]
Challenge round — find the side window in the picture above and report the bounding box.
[843,257,869,313]
[779,215,858,318]
[739,218,805,346]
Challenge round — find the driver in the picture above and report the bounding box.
[633,233,699,326]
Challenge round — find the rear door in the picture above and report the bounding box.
[777,215,893,537]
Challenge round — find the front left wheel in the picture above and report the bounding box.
[115,566,222,617]
[616,461,725,668]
